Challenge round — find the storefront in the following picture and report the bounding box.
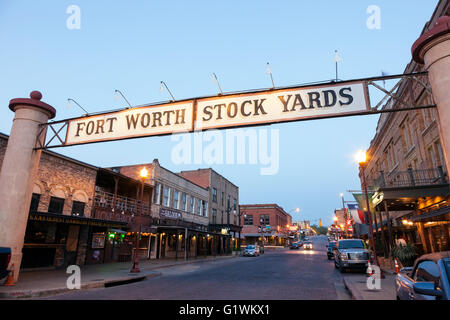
[23,212,127,269]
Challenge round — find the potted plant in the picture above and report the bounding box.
[392,243,418,267]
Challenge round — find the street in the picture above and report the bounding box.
[40,236,352,300]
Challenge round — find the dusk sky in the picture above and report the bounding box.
[0,1,437,225]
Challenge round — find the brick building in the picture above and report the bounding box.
[0,133,136,269]
[178,168,241,252]
[358,0,450,255]
[239,204,292,247]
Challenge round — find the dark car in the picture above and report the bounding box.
[327,241,337,260]
[396,251,450,300]
[290,242,300,250]
[0,247,11,280]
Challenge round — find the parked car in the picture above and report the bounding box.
[396,251,450,300]
[327,241,337,260]
[243,245,260,257]
[334,239,370,273]
[290,242,300,250]
[0,247,11,280]
[304,241,313,250]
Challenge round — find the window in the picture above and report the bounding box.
[212,209,217,224]
[197,199,202,215]
[48,197,65,214]
[428,146,437,168]
[212,188,217,203]
[414,260,440,284]
[163,186,170,206]
[434,140,445,168]
[260,214,269,225]
[71,201,85,217]
[244,214,253,225]
[233,199,237,211]
[173,190,179,209]
[30,193,40,212]
[221,192,224,206]
[190,196,195,213]
[154,183,161,204]
[181,193,187,211]
[202,201,208,217]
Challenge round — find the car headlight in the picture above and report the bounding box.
[340,253,348,260]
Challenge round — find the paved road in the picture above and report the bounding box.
[42,235,352,300]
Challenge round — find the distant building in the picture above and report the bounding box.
[239,204,292,247]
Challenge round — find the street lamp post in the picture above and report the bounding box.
[130,167,149,273]
[355,150,383,278]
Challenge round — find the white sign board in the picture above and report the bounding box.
[63,81,369,146]
[66,102,194,145]
[195,82,369,130]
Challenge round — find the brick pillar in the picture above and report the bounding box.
[412,16,450,172]
[0,91,55,282]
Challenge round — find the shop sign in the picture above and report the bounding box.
[159,208,182,220]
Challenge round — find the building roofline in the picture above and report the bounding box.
[179,168,239,189]
[0,132,99,171]
[110,160,209,191]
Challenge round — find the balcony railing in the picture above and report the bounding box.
[93,190,151,216]
[371,166,447,189]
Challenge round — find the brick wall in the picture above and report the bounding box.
[0,134,97,217]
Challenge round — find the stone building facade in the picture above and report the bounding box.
[178,168,241,251]
[112,160,230,259]
[358,1,450,255]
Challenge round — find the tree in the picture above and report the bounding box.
[311,225,328,235]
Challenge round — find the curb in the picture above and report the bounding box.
[0,272,161,299]
[0,255,238,299]
[342,277,364,301]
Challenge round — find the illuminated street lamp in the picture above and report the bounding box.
[130,167,150,273]
[355,150,383,277]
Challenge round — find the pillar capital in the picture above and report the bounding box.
[412,16,450,64]
[9,90,56,119]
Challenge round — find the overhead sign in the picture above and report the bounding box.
[66,101,194,145]
[62,81,369,146]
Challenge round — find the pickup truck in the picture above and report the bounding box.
[395,251,450,300]
[0,247,11,280]
[334,239,370,273]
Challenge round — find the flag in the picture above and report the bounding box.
[347,203,365,224]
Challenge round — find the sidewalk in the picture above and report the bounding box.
[343,268,397,300]
[0,254,237,299]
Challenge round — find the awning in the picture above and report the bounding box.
[412,206,450,222]
[108,228,127,234]
[29,211,128,228]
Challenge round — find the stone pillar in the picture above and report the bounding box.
[412,16,450,172]
[0,91,55,282]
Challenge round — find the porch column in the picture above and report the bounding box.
[0,91,56,282]
[416,222,430,253]
[377,209,388,257]
[383,200,394,253]
[413,16,450,172]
